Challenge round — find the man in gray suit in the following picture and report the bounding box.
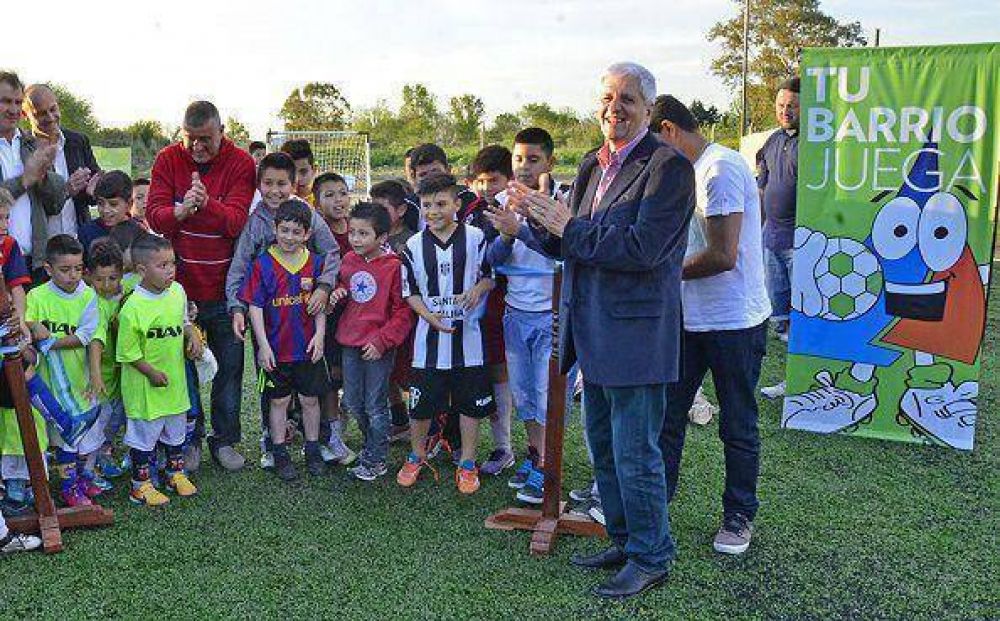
[0,71,66,282]
[508,62,694,599]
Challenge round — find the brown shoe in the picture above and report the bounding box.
[713,514,752,555]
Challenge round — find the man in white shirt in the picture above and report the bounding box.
[651,96,771,557]
[0,71,65,280]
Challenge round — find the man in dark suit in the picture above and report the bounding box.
[508,62,695,599]
[24,84,100,232]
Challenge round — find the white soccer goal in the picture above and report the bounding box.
[266,130,372,198]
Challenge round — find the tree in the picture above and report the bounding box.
[44,84,101,136]
[398,84,439,145]
[486,112,521,145]
[225,116,250,146]
[446,94,485,145]
[708,0,866,127]
[279,82,351,131]
[690,100,722,127]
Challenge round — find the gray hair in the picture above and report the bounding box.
[183,100,221,128]
[603,62,656,103]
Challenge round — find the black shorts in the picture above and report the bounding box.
[260,360,331,399]
[408,367,495,421]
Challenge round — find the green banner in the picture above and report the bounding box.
[92,146,132,176]
[782,43,1000,450]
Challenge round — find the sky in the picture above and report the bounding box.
[5,0,999,138]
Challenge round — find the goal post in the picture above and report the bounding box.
[266,130,372,198]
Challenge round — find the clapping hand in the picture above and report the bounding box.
[505,179,571,237]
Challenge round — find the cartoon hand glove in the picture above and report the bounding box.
[791,226,827,317]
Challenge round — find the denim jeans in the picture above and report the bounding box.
[583,382,674,572]
[341,347,394,465]
[195,300,244,450]
[659,322,766,520]
[765,247,794,321]
[503,307,551,424]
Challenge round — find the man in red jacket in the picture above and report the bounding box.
[147,101,256,472]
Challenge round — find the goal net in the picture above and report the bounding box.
[266,130,372,198]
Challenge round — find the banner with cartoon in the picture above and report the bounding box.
[782,43,999,450]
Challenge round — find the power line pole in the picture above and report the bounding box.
[741,0,752,136]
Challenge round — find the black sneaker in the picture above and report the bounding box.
[569,482,594,502]
[304,445,325,477]
[274,452,298,481]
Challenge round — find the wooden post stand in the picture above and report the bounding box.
[485,264,606,554]
[0,276,113,552]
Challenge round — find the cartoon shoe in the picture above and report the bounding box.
[898,365,977,450]
[782,369,878,434]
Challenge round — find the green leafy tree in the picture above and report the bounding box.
[279,82,351,131]
[446,94,485,145]
[486,112,522,145]
[708,0,866,128]
[690,100,722,127]
[225,116,250,146]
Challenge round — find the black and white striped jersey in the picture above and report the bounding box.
[400,223,491,370]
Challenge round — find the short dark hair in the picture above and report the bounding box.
[45,234,84,262]
[274,200,313,231]
[248,140,266,153]
[184,100,221,128]
[258,152,296,185]
[94,170,133,202]
[87,238,124,271]
[133,177,150,187]
[471,145,513,179]
[513,127,555,157]
[777,77,800,94]
[109,221,143,254]
[0,70,24,92]
[409,143,448,172]
[650,95,698,133]
[369,180,408,208]
[350,202,391,237]
[280,139,314,165]
[131,233,173,267]
[416,173,460,198]
[312,172,347,201]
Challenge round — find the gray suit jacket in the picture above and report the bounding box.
[532,132,695,386]
[0,131,67,263]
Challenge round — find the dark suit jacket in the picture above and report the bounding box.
[61,128,100,225]
[533,131,695,387]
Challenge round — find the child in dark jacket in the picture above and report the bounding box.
[330,202,413,481]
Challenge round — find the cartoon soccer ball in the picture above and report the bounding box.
[813,238,883,321]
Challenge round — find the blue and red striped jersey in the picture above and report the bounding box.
[239,246,324,363]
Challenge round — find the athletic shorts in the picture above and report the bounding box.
[260,361,331,400]
[408,366,495,421]
[124,414,186,452]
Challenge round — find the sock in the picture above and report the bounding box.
[272,442,290,463]
[130,449,152,489]
[304,440,320,460]
[490,382,512,453]
[390,402,409,427]
[165,444,184,475]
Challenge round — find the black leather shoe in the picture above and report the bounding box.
[570,546,627,570]
[592,561,669,599]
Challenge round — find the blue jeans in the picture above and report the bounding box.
[765,247,794,321]
[341,347,394,465]
[583,382,674,572]
[660,322,766,520]
[195,301,244,450]
[503,307,551,424]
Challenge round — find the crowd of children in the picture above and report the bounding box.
[0,127,575,535]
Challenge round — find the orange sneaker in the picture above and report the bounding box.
[397,453,438,487]
[456,462,480,495]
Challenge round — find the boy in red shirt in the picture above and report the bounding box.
[330,202,413,481]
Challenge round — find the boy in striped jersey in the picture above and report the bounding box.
[397,174,495,494]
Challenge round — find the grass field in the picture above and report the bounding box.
[2,284,998,620]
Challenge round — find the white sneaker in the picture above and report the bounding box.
[259,451,274,470]
[587,501,606,526]
[687,388,717,425]
[900,380,978,450]
[782,371,876,434]
[760,381,786,400]
[1,532,42,553]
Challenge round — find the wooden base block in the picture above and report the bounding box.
[485,506,606,555]
[7,504,115,553]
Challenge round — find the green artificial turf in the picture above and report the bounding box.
[2,286,997,620]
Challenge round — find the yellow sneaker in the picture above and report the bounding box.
[130,481,170,506]
[168,472,198,497]
[456,463,480,495]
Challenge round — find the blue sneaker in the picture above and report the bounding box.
[98,453,126,478]
[5,479,34,506]
[515,467,544,505]
[89,472,114,492]
[507,459,534,490]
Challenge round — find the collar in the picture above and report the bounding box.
[268,245,309,274]
[55,129,66,150]
[1,127,22,148]
[47,279,86,299]
[597,128,647,170]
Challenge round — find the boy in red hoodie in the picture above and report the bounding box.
[330,202,413,481]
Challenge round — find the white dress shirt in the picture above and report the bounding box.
[0,128,35,255]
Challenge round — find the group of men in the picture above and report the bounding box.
[0,62,804,604]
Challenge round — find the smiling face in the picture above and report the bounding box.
[97,196,131,227]
[90,264,123,299]
[45,252,85,294]
[25,86,61,139]
[317,180,351,222]
[182,119,223,164]
[0,82,24,139]
[598,73,650,147]
[775,89,800,131]
[473,171,510,203]
[273,218,309,255]
[420,189,460,236]
[259,166,294,211]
